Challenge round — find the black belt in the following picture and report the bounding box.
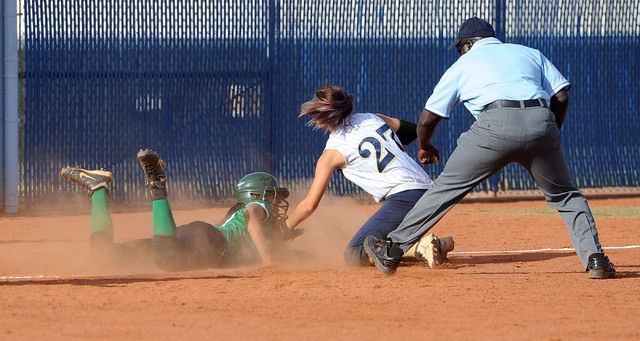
[483,99,547,111]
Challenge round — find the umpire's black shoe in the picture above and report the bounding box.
[587,253,616,279]
[364,235,403,276]
[137,149,167,200]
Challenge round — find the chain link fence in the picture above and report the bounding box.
[21,0,640,207]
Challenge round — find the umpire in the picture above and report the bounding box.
[364,17,616,279]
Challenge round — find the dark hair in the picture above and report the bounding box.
[299,83,355,131]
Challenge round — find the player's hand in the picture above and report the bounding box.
[418,145,440,164]
[284,219,305,240]
[276,219,304,241]
[289,227,305,240]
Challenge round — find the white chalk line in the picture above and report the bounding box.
[1,246,638,280]
[1,274,61,280]
[450,245,640,255]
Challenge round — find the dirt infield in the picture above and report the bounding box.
[1,196,639,340]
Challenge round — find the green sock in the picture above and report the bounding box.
[152,198,177,237]
[90,188,113,234]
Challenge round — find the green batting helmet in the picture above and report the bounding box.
[235,172,290,204]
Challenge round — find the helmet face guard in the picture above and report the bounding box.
[236,172,290,220]
[264,187,290,221]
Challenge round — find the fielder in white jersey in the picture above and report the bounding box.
[324,112,432,202]
[286,83,445,267]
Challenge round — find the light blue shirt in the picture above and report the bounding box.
[425,38,571,119]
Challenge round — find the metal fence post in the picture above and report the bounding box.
[495,0,506,42]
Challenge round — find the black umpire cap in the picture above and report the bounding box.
[449,17,496,49]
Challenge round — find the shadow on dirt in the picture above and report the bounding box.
[0,274,255,287]
[404,252,640,278]
[610,271,640,279]
[403,250,576,267]
[449,251,576,266]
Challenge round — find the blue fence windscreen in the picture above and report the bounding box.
[22,0,640,205]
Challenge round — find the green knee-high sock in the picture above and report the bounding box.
[152,198,177,237]
[90,188,113,234]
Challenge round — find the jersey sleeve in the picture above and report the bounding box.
[424,66,462,118]
[539,51,571,95]
[245,200,271,221]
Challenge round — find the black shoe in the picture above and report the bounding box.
[137,149,167,200]
[60,167,113,195]
[587,253,615,279]
[358,248,374,267]
[363,235,403,275]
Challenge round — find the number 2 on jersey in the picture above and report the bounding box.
[358,125,397,173]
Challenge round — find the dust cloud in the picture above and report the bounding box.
[0,194,380,277]
[282,195,378,268]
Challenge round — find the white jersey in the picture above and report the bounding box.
[325,113,433,202]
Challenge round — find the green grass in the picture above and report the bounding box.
[458,206,640,218]
[591,206,640,218]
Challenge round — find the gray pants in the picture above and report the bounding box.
[389,105,603,270]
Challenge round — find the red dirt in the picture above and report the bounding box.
[1,196,639,340]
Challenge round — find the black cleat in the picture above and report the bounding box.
[60,167,113,195]
[137,149,167,200]
[587,253,616,279]
[363,235,403,275]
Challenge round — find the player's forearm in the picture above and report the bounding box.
[244,204,273,265]
[247,219,273,265]
[550,89,569,129]
[288,161,333,229]
[287,199,317,229]
[417,109,441,149]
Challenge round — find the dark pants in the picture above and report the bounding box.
[91,221,227,271]
[343,188,427,266]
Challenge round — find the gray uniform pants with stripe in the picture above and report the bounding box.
[388,106,603,270]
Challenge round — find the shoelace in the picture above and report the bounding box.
[143,160,166,187]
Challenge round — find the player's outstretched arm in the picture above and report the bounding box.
[417,109,442,164]
[244,203,272,266]
[287,149,345,229]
